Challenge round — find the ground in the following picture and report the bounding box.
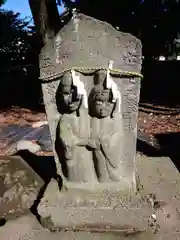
[0,107,46,128]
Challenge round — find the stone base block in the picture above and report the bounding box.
[37,156,180,239]
[37,179,152,234]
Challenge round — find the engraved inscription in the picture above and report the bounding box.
[41,57,56,77]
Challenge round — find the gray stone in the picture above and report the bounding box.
[39,13,142,229]
[0,156,44,220]
[37,156,180,238]
[38,178,151,232]
[40,13,142,186]
[16,140,41,153]
[0,213,152,240]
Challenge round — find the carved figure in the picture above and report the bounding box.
[89,69,124,182]
[56,71,97,182]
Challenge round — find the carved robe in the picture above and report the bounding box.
[90,115,124,182]
[58,110,97,182]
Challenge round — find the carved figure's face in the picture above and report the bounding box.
[58,72,81,113]
[92,70,115,118]
[94,88,114,118]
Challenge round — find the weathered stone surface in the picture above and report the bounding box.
[37,156,180,238]
[0,213,153,240]
[39,14,142,81]
[40,13,142,189]
[0,156,44,220]
[39,12,142,231]
[0,211,179,240]
[38,178,151,232]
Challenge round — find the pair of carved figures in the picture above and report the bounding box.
[56,69,124,183]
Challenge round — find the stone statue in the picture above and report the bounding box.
[89,69,124,182]
[38,13,144,230]
[56,70,97,182]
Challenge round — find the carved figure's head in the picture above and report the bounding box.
[90,70,115,118]
[57,72,81,113]
[94,70,106,85]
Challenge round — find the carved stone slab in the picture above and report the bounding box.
[39,14,142,81]
[39,13,142,228]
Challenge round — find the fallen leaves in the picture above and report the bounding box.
[138,111,180,136]
[0,106,46,127]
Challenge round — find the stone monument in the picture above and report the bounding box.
[37,13,151,233]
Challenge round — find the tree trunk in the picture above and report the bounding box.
[29,0,60,45]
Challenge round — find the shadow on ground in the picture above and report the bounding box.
[155,132,180,172]
[136,138,163,157]
[15,150,57,183]
[137,131,180,173]
[14,150,62,221]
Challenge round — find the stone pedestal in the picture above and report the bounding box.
[38,179,151,233]
[37,156,180,238]
[38,13,143,230]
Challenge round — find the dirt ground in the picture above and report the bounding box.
[0,107,46,128]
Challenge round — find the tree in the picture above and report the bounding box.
[0,9,42,109]
[0,10,34,72]
[29,0,180,58]
[29,0,141,45]
[28,0,60,45]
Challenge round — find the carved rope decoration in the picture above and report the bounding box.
[40,66,143,82]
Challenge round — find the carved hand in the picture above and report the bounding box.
[87,139,101,149]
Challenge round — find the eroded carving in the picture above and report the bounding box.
[38,12,143,231]
[89,70,124,182]
[56,69,125,183]
[56,71,97,182]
